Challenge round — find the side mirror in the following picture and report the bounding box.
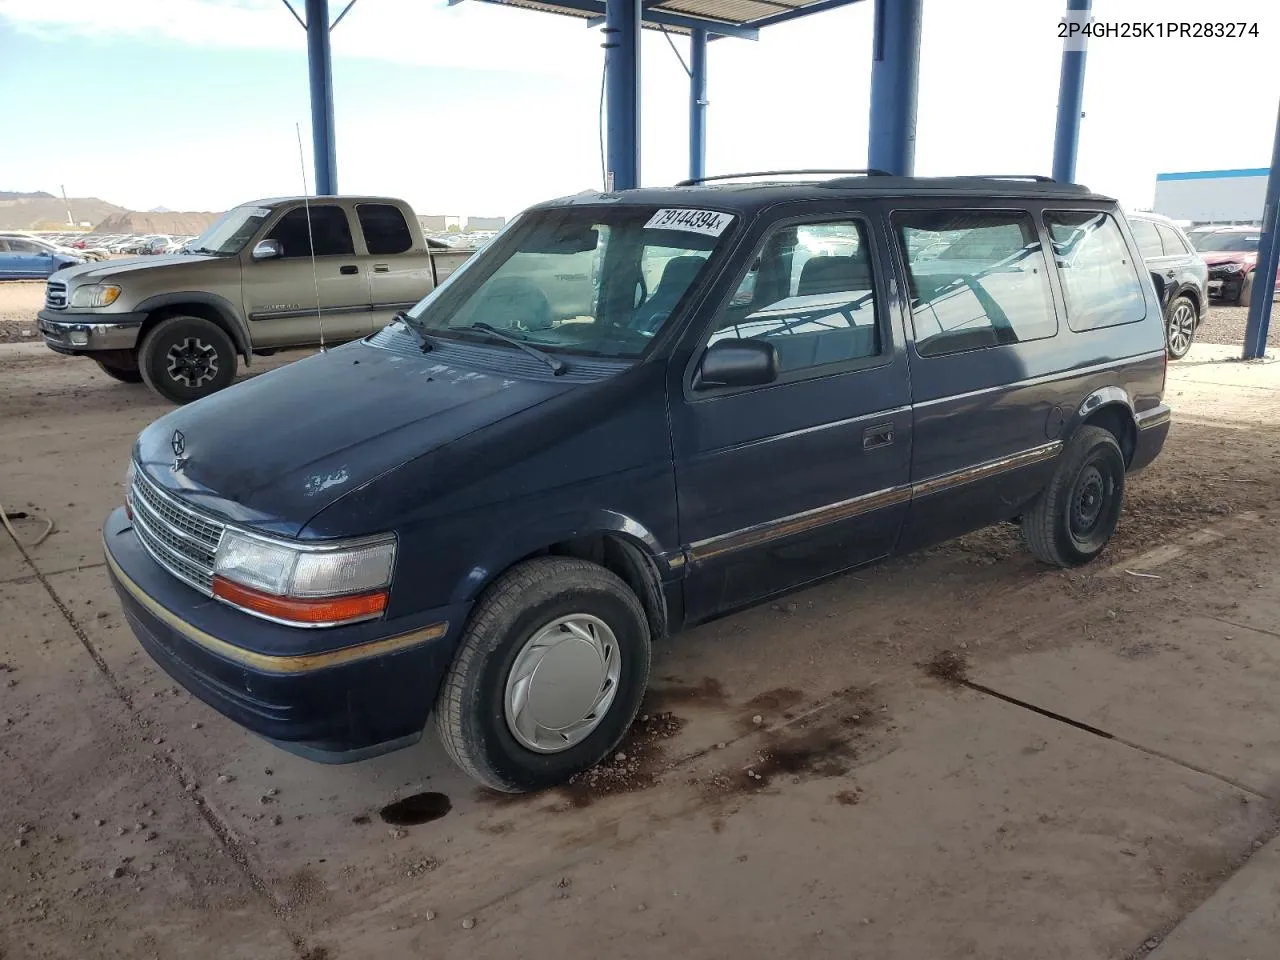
[695,339,778,390]
[252,239,282,260]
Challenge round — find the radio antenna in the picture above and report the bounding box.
[295,122,325,353]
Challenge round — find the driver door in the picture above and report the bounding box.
[243,204,372,348]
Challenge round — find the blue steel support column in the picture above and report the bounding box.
[867,0,923,176]
[1242,101,1280,359]
[305,0,338,195]
[689,28,708,182]
[1052,0,1092,183]
[602,0,641,190]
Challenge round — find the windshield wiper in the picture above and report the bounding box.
[466,322,567,376]
[396,310,435,353]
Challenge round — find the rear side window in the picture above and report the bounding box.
[1156,222,1190,256]
[894,210,1057,357]
[706,219,881,376]
[266,206,354,258]
[1129,218,1163,259]
[1045,211,1147,331]
[357,203,413,255]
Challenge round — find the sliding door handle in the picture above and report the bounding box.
[862,422,896,450]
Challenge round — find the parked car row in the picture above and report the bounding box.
[31,232,198,258]
[0,233,87,279]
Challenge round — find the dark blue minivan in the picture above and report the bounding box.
[104,175,1171,791]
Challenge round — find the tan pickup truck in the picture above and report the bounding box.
[37,196,476,403]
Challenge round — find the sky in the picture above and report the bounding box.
[0,0,1278,220]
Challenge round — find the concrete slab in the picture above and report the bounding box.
[1147,836,1280,960]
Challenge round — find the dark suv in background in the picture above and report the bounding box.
[1127,212,1208,359]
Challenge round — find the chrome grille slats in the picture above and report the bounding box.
[45,281,67,310]
[128,468,224,594]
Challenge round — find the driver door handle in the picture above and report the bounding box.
[340,264,358,275]
[863,423,896,450]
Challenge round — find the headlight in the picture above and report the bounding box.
[69,284,121,308]
[212,529,396,627]
[1216,262,1242,274]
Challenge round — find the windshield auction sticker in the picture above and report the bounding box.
[645,209,735,237]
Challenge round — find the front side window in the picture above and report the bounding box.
[406,205,731,359]
[1129,218,1163,259]
[189,205,273,256]
[266,206,355,258]
[1156,223,1190,256]
[894,210,1057,357]
[357,203,413,256]
[705,219,880,375]
[1045,211,1147,331]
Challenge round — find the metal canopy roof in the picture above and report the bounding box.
[451,0,865,40]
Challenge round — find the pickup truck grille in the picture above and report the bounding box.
[127,468,224,595]
[45,281,67,310]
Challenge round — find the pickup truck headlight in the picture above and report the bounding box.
[1215,262,1242,274]
[69,284,121,308]
[212,529,396,627]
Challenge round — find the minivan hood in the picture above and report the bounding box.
[56,253,219,283]
[136,340,572,536]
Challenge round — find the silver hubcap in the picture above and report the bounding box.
[504,614,621,754]
[1167,303,1195,355]
[165,336,219,387]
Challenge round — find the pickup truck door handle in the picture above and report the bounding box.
[340,264,359,275]
[372,263,390,274]
[863,422,896,450]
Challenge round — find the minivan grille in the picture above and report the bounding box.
[127,469,224,595]
[45,280,67,310]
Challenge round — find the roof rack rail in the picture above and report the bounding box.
[964,174,1056,182]
[676,169,892,186]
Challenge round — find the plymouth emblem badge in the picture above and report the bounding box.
[170,429,188,472]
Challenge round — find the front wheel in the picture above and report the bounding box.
[435,556,652,793]
[1164,295,1198,360]
[1022,426,1126,567]
[138,316,237,404]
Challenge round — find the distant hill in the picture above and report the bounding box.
[0,192,126,230]
[95,211,222,235]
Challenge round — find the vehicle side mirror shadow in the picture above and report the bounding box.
[694,339,778,390]
[252,239,283,260]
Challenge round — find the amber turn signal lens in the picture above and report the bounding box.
[212,576,387,625]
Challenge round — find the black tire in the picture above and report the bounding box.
[434,556,652,793]
[1022,426,1125,567]
[93,358,143,383]
[138,316,237,404]
[1237,271,1254,309]
[1164,294,1198,360]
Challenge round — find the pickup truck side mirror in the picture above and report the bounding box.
[252,239,283,260]
[695,339,778,390]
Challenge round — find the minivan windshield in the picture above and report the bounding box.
[187,205,274,256]
[403,205,734,359]
[1192,231,1260,253]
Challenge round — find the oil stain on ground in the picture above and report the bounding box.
[555,710,686,808]
[924,649,969,685]
[379,792,452,826]
[644,676,727,710]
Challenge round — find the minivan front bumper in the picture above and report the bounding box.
[103,507,466,763]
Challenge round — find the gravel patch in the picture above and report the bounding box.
[1197,301,1280,351]
[0,280,45,344]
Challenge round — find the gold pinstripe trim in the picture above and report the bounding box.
[911,440,1063,498]
[105,541,447,675]
[685,441,1063,564]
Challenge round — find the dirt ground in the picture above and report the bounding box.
[5,340,1280,959]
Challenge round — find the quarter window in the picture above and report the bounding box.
[357,203,413,256]
[706,220,881,376]
[266,206,354,258]
[1045,211,1147,331]
[894,210,1057,357]
[1129,218,1164,259]
[1156,222,1190,256]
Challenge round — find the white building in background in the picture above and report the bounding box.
[1153,168,1268,225]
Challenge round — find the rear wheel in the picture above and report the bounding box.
[1022,426,1125,567]
[435,556,652,793]
[1164,295,1198,360]
[138,316,237,404]
[92,357,143,384]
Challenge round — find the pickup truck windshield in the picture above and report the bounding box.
[188,205,273,256]
[404,205,734,359]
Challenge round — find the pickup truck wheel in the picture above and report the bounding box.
[92,358,143,384]
[1022,426,1125,567]
[138,316,237,404]
[435,556,651,793]
[1164,295,1198,360]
